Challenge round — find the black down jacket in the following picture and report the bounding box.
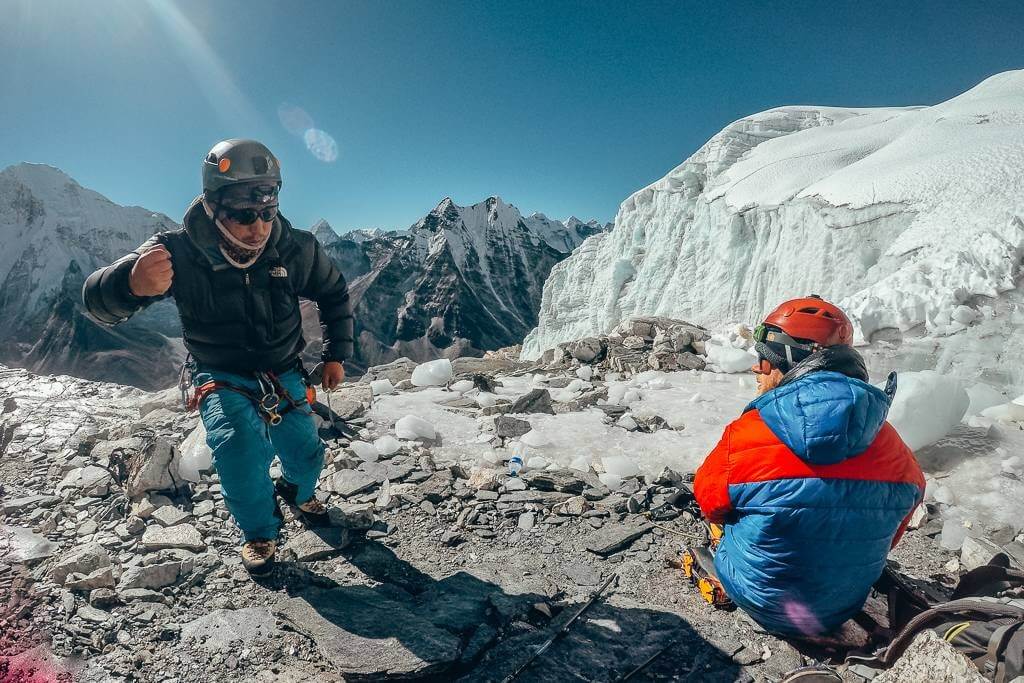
[82,197,354,374]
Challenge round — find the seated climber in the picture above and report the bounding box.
[693,295,925,637]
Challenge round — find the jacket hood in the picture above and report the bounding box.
[181,195,286,268]
[746,346,892,464]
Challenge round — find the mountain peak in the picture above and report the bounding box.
[310,218,340,245]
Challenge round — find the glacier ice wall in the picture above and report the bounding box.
[522,71,1024,389]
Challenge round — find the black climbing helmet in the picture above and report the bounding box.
[201,139,282,198]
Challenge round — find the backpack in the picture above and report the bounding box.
[854,555,1024,682]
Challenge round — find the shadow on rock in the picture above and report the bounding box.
[255,540,741,682]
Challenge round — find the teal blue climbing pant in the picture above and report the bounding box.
[194,366,325,542]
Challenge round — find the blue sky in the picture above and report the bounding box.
[1,1,1022,232]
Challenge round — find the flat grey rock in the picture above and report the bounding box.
[118,561,181,590]
[285,528,351,561]
[76,605,112,624]
[521,469,603,494]
[585,522,653,556]
[332,471,377,498]
[275,586,462,679]
[417,471,454,503]
[2,494,60,515]
[499,490,573,505]
[1,525,59,565]
[65,566,116,591]
[563,562,603,587]
[495,415,532,438]
[150,505,193,527]
[141,523,205,552]
[181,607,279,653]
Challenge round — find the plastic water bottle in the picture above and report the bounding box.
[508,454,524,477]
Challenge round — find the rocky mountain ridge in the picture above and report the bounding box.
[0,164,607,388]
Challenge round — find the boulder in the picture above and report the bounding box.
[508,389,554,415]
[875,630,986,683]
[960,536,1006,571]
[359,358,419,385]
[50,543,112,585]
[566,337,605,363]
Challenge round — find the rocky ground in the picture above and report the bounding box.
[1,321,1016,682]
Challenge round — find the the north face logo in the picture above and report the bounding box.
[269,266,288,278]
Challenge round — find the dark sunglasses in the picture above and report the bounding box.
[752,323,816,352]
[221,205,279,225]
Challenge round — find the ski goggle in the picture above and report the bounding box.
[752,323,816,352]
[221,205,279,225]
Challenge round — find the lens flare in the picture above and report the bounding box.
[277,103,314,137]
[304,128,338,163]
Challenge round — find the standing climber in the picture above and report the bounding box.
[693,295,925,636]
[83,139,353,575]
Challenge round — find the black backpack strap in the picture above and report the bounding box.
[880,599,1024,666]
[985,621,1024,683]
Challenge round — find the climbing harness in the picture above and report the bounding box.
[179,355,310,425]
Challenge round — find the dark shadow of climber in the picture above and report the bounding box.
[256,539,742,682]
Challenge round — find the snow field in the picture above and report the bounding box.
[369,365,1024,548]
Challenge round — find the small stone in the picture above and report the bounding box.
[151,506,193,527]
[503,477,527,492]
[76,605,111,624]
[118,562,181,590]
[475,490,499,501]
[141,524,205,552]
[2,494,60,515]
[441,530,465,547]
[495,415,533,439]
[473,529,497,539]
[65,566,116,591]
[193,500,215,517]
[508,389,554,415]
[585,522,654,555]
[417,471,454,503]
[517,512,535,531]
[960,536,1004,571]
[51,543,112,585]
[563,562,603,587]
[89,588,118,609]
[76,519,99,536]
[118,588,166,603]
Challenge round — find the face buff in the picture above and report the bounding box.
[214,217,271,269]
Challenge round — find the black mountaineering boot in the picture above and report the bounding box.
[274,479,331,528]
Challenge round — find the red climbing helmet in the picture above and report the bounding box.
[758,295,854,348]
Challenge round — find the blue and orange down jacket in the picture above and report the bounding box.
[694,347,925,636]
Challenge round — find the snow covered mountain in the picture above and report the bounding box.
[312,197,609,369]
[0,163,184,389]
[523,70,1024,393]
